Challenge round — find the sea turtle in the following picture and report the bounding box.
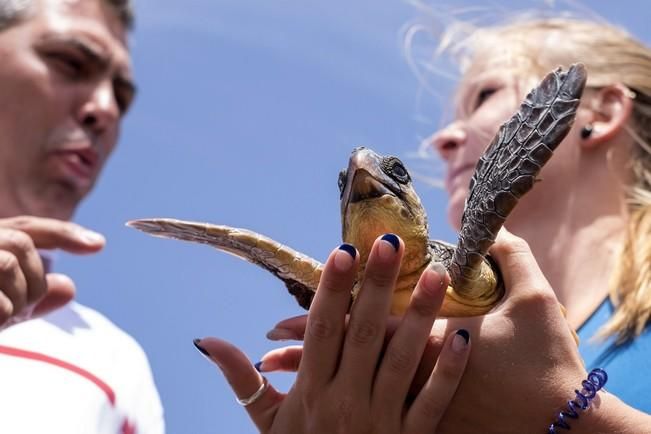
[128,64,587,317]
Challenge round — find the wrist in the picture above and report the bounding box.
[549,386,651,434]
[547,368,607,434]
[576,391,651,434]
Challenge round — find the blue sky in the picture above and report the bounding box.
[55,1,651,433]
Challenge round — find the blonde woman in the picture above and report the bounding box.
[197,16,651,433]
[410,16,651,432]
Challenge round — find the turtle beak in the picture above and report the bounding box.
[340,147,394,217]
[349,169,393,203]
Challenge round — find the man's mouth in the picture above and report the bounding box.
[51,148,99,181]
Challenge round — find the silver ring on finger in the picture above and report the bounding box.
[236,376,269,406]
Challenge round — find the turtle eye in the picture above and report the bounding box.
[382,157,410,184]
[338,169,347,198]
[392,163,408,179]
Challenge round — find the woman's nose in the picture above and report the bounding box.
[430,121,467,161]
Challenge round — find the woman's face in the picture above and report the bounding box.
[431,55,528,229]
[430,53,584,231]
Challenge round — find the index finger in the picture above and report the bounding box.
[0,216,105,253]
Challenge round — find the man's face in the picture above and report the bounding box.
[0,0,134,220]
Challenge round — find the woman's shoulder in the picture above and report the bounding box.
[578,299,651,412]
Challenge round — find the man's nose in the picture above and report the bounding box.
[430,121,467,161]
[76,80,119,136]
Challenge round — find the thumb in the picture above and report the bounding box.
[266,314,309,341]
[32,273,76,318]
[193,337,283,431]
[489,228,556,300]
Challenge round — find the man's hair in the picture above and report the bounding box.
[0,0,31,30]
[0,0,134,31]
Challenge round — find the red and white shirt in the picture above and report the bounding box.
[0,302,164,434]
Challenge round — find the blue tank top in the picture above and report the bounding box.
[577,299,651,412]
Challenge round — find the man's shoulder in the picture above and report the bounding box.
[0,305,164,433]
[1,302,150,365]
[62,301,137,337]
[50,302,150,359]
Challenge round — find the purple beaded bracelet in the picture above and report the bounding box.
[548,368,608,433]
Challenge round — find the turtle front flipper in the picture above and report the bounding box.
[448,64,588,311]
[127,218,322,309]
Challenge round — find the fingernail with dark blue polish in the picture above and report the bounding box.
[193,338,210,357]
[381,233,400,251]
[338,243,356,259]
[254,361,264,372]
[456,329,470,344]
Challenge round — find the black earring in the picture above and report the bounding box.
[580,124,593,139]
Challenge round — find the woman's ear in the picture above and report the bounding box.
[581,84,634,148]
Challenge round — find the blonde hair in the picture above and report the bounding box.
[422,16,651,344]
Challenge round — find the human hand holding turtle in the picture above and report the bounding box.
[128,64,593,432]
[263,229,600,433]
[194,235,471,434]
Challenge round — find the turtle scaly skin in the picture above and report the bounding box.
[128,64,587,317]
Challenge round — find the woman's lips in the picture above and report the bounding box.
[445,163,476,193]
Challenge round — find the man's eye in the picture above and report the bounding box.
[475,87,497,109]
[114,88,133,115]
[48,53,84,76]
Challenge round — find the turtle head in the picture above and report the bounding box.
[339,147,429,269]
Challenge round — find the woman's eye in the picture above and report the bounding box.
[475,87,497,109]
